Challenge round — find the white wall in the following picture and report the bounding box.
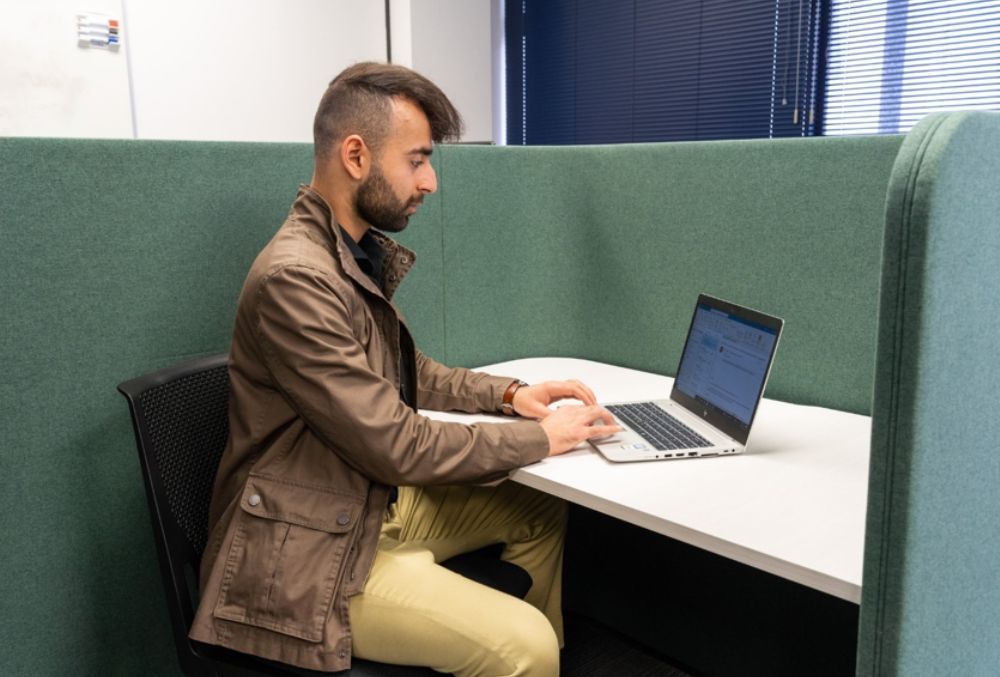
[0,0,496,144]
[0,0,133,138]
[408,0,494,143]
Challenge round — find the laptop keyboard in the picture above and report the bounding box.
[607,402,711,451]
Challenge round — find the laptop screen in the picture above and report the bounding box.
[671,295,782,444]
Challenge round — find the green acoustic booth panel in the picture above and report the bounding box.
[391,152,448,358]
[436,136,902,415]
[859,112,1000,676]
[0,137,444,676]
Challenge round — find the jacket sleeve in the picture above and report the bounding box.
[415,350,520,414]
[252,265,549,486]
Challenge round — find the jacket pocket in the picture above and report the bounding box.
[213,475,363,642]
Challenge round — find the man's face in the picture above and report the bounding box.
[354,97,438,234]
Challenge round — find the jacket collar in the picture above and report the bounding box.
[293,184,416,302]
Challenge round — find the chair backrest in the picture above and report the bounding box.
[118,353,231,677]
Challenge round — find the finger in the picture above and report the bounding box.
[569,380,598,405]
[540,380,586,399]
[545,392,582,406]
[584,405,617,426]
[518,399,554,419]
[542,381,596,406]
[583,424,623,439]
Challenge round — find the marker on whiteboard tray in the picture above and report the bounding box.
[77,13,121,50]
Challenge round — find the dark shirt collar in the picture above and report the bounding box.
[339,225,385,286]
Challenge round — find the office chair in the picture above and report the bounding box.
[118,353,532,677]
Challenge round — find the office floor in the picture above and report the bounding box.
[562,612,693,677]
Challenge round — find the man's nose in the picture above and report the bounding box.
[418,164,437,194]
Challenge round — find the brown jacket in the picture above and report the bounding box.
[189,185,549,671]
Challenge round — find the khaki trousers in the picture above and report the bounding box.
[348,481,568,677]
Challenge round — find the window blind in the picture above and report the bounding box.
[505,0,825,145]
[825,0,1000,135]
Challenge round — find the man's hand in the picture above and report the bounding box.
[539,404,622,456]
[511,380,598,419]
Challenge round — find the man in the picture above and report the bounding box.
[190,62,620,676]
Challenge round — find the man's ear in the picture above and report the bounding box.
[340,134,369,181]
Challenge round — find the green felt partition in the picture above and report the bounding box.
[0,125,948,676]
[436,136,903,414]
[0,138,443,676]
[858,111,1000,676]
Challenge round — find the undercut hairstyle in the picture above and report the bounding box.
[313,62,463,162]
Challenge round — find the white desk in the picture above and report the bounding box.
[423,358,871,603]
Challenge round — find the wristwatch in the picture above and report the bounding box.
[500,380,529,416]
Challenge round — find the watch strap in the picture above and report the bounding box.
[500,379,529,416]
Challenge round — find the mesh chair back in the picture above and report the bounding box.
[119,353,231,676]
[133,361,229,559]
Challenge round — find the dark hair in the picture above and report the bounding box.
[313,62,463,161]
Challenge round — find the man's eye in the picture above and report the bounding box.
[411,160,424,169]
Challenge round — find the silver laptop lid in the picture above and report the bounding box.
[669,294,783,445]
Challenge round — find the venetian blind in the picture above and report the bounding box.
[825,0,1000,135]
[505,0,825,145]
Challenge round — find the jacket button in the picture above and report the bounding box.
[248,494,261,507]
[336,513,351,526]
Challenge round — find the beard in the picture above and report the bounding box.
[355,165,421,234]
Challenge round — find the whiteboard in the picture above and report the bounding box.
[0,0,133,138]
[125,0,388,142]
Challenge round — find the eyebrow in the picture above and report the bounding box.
[407,146,434,157]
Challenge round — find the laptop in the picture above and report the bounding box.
[591,294,783,462]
